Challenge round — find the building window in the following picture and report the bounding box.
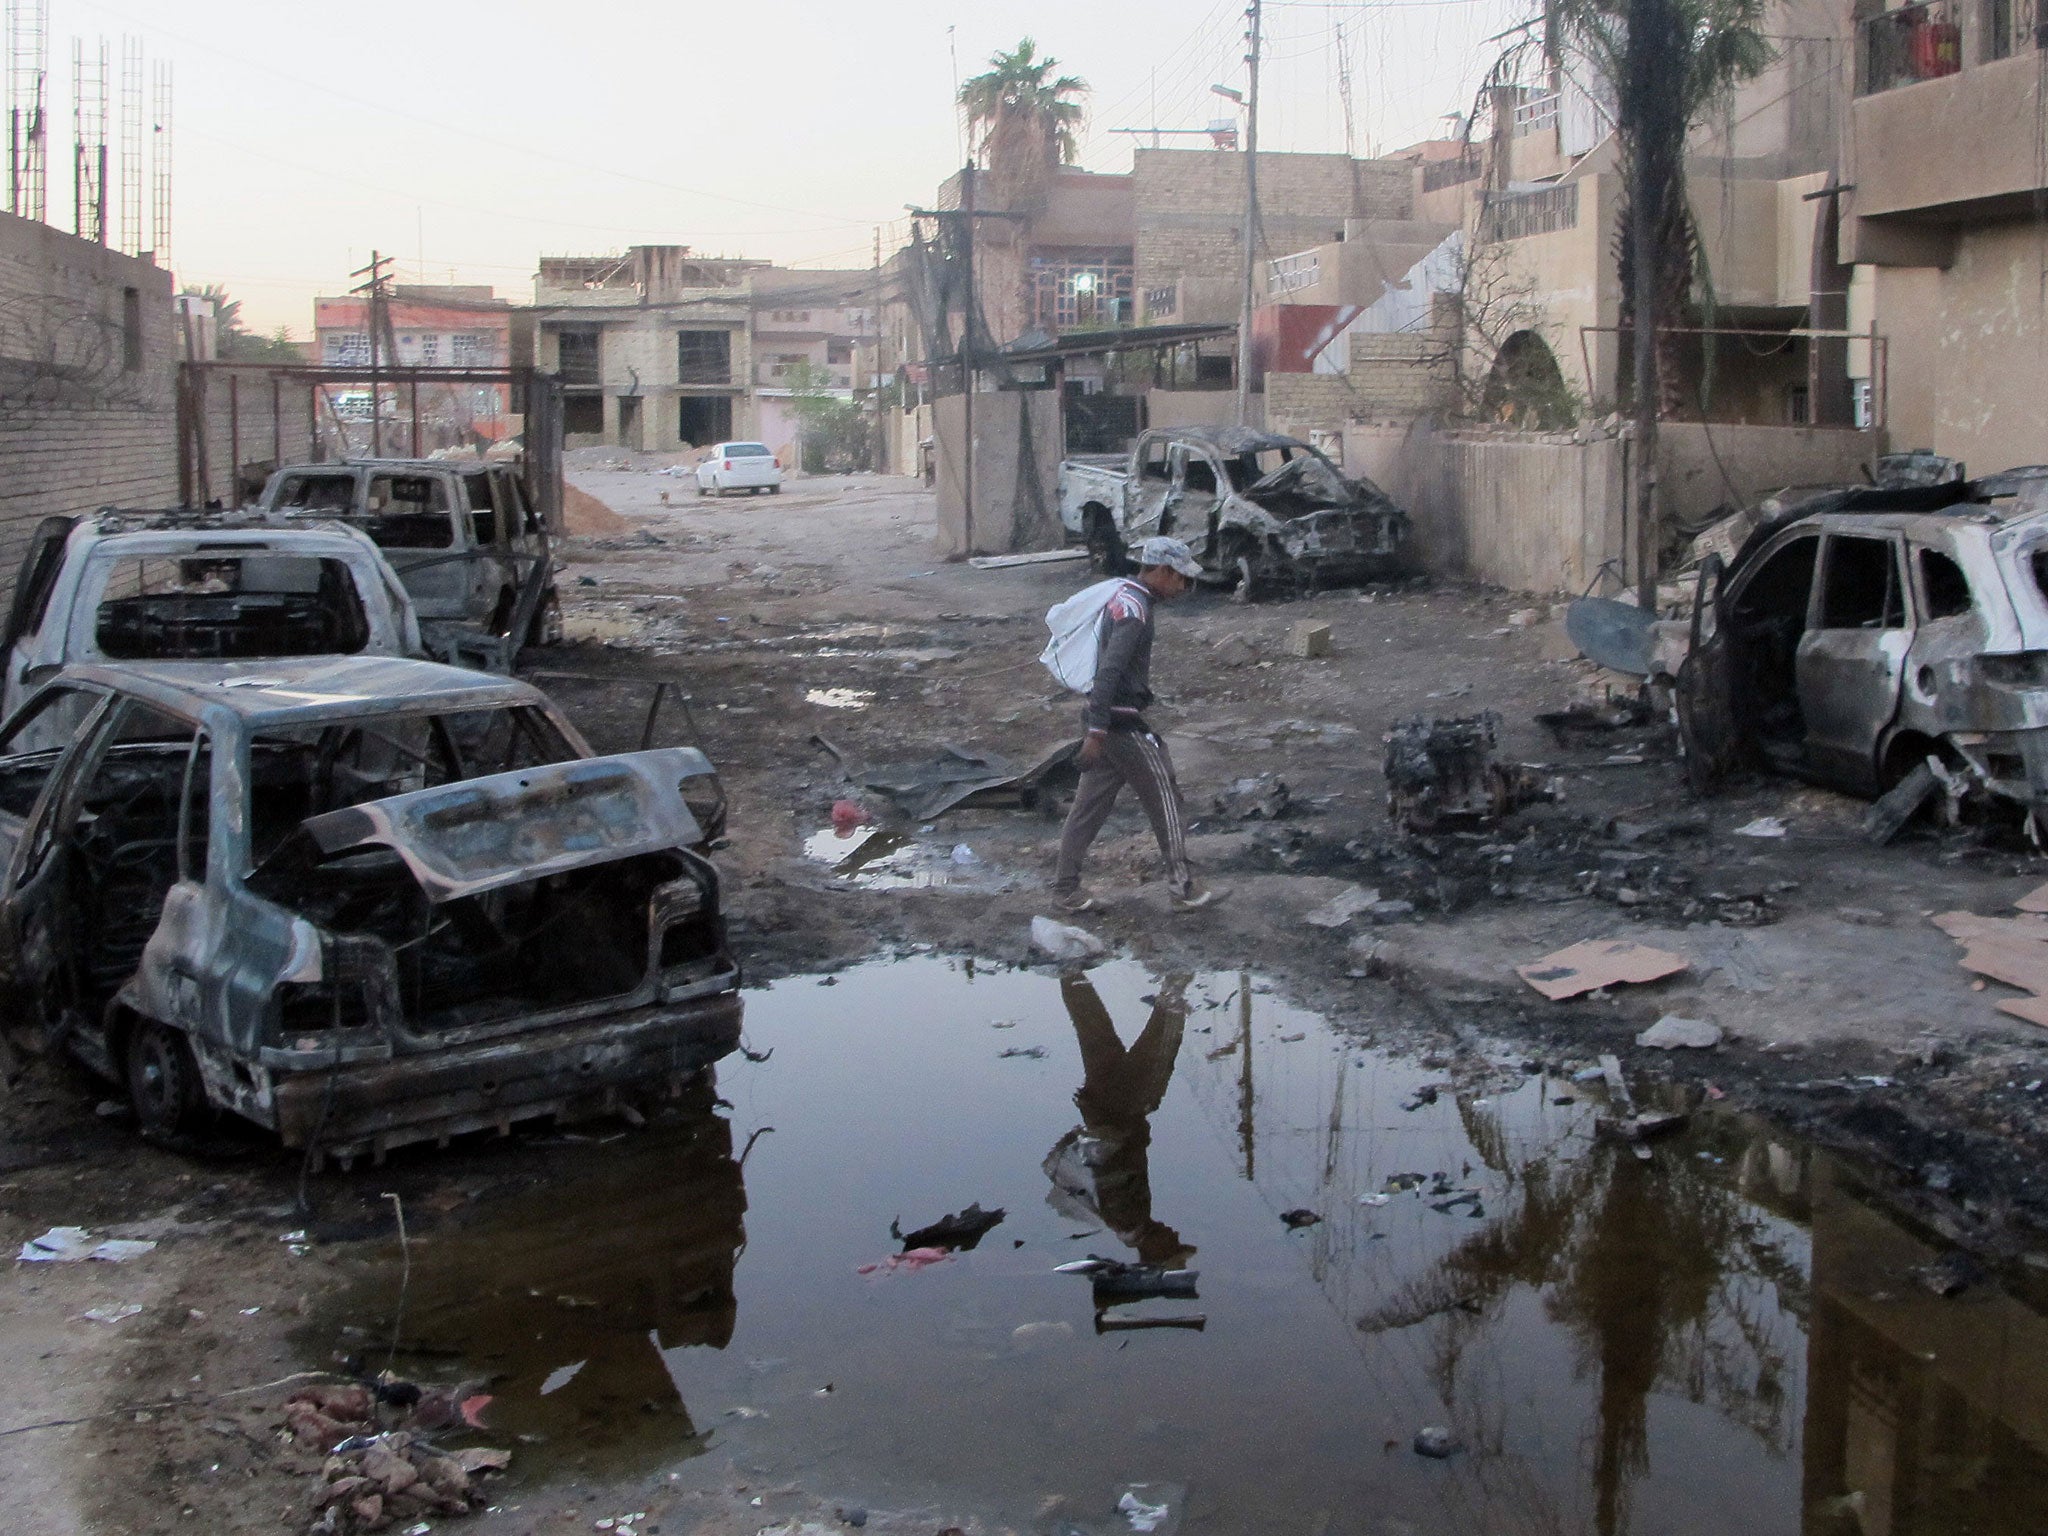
[1785,383,1811,426]
[323,331,371,367]
[417,333,440,366]
[827,340,853,365]
[677,329,732,384]
[450,332,493,366]
[1028,249,1134,333]
[555,328,600,386]
[121,287,141,371]
[563,394,604,435]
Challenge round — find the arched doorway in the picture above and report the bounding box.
[1480,330,1576,430]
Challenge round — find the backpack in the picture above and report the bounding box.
[1040,578,1145,693]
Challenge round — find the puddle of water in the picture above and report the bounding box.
[805,687,874,710]
[799,826,1005,891]
[314,959,2048,1535]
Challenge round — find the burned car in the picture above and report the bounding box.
[0,657,738,1165]
[1675,491,2048,833]
[1059,427,1409,597]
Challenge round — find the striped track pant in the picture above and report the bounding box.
[1054,729,1196,898]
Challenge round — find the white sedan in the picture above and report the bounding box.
[696,442,783,497]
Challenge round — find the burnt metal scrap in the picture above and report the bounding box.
[1383,712,1557,833]
[0,656,742,1167]
[813,734,1080,821]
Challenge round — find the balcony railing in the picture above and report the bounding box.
[1267,250,1321,296]
[1861,2,1962,94]
[1421,152,1482,193]
[1512,92,1560,137]
[1479,182,1579,242]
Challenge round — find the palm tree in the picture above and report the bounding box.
[1545,0,1771,598]
[958,38,1087,173]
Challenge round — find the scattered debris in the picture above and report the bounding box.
[307,1428,510,1534]
[856,1246,954,1277]
[830,798,872,834]
[1865,760,1942,845]
[1114,1484,1180,1534]
[1280,1208,1323,1229]
[1516,939,1689,1001]
[538,1361,585,1397]
[999,1045,1050,1060]
[1634,1015,1723,1050]
[1412,1426,1463,1459]
[968,548,1089,569]
[1535,696,1659,747]
[1383,713,1555,833]
[1031,917,1110,965]
[78,1303,143,1324]
[1211,633,1257,668]
[17,1227,157,1263]
[892,1204,1006,1253]
[1055,1257,1200,1299]
[1212,773,1290,821]
[1932,910,2048,1026]
[1733,816,1787,838]
[815,735,1079,821]
[1304,885,1381,928]
[1287,620,1332,659]
[1912,1252,1984,1297]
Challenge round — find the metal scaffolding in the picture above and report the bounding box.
[7,0,46,223]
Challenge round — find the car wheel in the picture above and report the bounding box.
[769,484,782,495]
[126,1019,206,1140]
[696,483,707,497]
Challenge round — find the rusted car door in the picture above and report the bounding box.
[1796,530,1913,791]
[1166,444,1224,548]
[1675,556,1743,792]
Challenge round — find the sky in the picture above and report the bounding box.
[34,0,1529,334]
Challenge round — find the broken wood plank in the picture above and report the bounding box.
[1864,759,1940,845]
[967,548,1089,570]
[1515,939,1689,1001]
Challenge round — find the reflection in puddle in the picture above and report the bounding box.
[804,687,874,710]
[800,826,1006,891]
[312,959,2048,1534]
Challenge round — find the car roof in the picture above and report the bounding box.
[275,459,492,474]
[1145,426,1309,455]
[76,512,379,553]
[58,656,538,726]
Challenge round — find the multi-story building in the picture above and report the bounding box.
[751,266,878,465]
[1842,0,2048,471]
[312,284,516,447]
[527,247,767,451]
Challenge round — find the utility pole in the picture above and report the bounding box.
[351,250,394,458]
[1234,0,1262,428]
[872,225,886,474]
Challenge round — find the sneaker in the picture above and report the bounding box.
[1170,885,1226,912]
[1057,890,1098,913]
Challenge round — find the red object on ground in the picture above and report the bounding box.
[831,799,872,835]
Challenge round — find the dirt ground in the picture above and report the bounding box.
[8,457,2048,1534]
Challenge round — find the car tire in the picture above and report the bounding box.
[769,484,781,495]
[697,483,707,497]
[126,1019,206,1141]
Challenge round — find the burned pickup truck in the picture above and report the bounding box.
[0,657,738,1166]
[1059,427,1409,598]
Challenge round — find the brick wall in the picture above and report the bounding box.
[1264,373,1360,437]
[1132,149,1415,302]
[1349,335,1452,417]
[0,211,179,600]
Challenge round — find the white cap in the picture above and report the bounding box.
[1137,536,1202,577]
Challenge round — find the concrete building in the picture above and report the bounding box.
[313,284,517,449]
[528,247,768,451]
[0,208,178,585]
[1842,0,2048,472]
[750,266,878,468]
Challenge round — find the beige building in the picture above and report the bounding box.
[528,246,768,451]
[1843,0,2048,472]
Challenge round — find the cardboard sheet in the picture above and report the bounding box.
[1516,939,1689,1001]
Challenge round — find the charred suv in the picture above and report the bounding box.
[1059,426,1408,597]
[1677,489,2048,833]
[0,657,738,1165]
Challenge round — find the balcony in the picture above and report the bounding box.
[1850,17,2048,228]
[1478,182,1579,242]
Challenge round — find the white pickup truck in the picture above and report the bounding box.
[1059,426,1409,599]
[0,511,422,721]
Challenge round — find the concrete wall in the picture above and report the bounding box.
[1144,390,1241,431]
[1346,421,1629,593]
[0,211,178,587]
[933,389,1062,558]
[1927,222,2048,475]
[1341,419,1879,594]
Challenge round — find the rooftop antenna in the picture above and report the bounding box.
[148,57,169,263]
[8,0,46,223]
[71,35,107,243]
[118,35,140,254]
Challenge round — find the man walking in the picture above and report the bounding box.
[1053,536,1222,913]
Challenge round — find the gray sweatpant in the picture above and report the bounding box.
[1054,728,1196,898]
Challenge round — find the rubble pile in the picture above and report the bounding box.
[281,1383,510,1534]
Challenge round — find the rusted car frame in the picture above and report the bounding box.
[0,656,739,1166]
[1060,426,1409,595]
[1678,500,2048,831]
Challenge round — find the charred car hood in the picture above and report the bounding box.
[291,746,713,902]
[1245,455,1356,508]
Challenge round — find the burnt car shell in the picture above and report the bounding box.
[1678,496,2048,828]
[0,657,739,1166]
